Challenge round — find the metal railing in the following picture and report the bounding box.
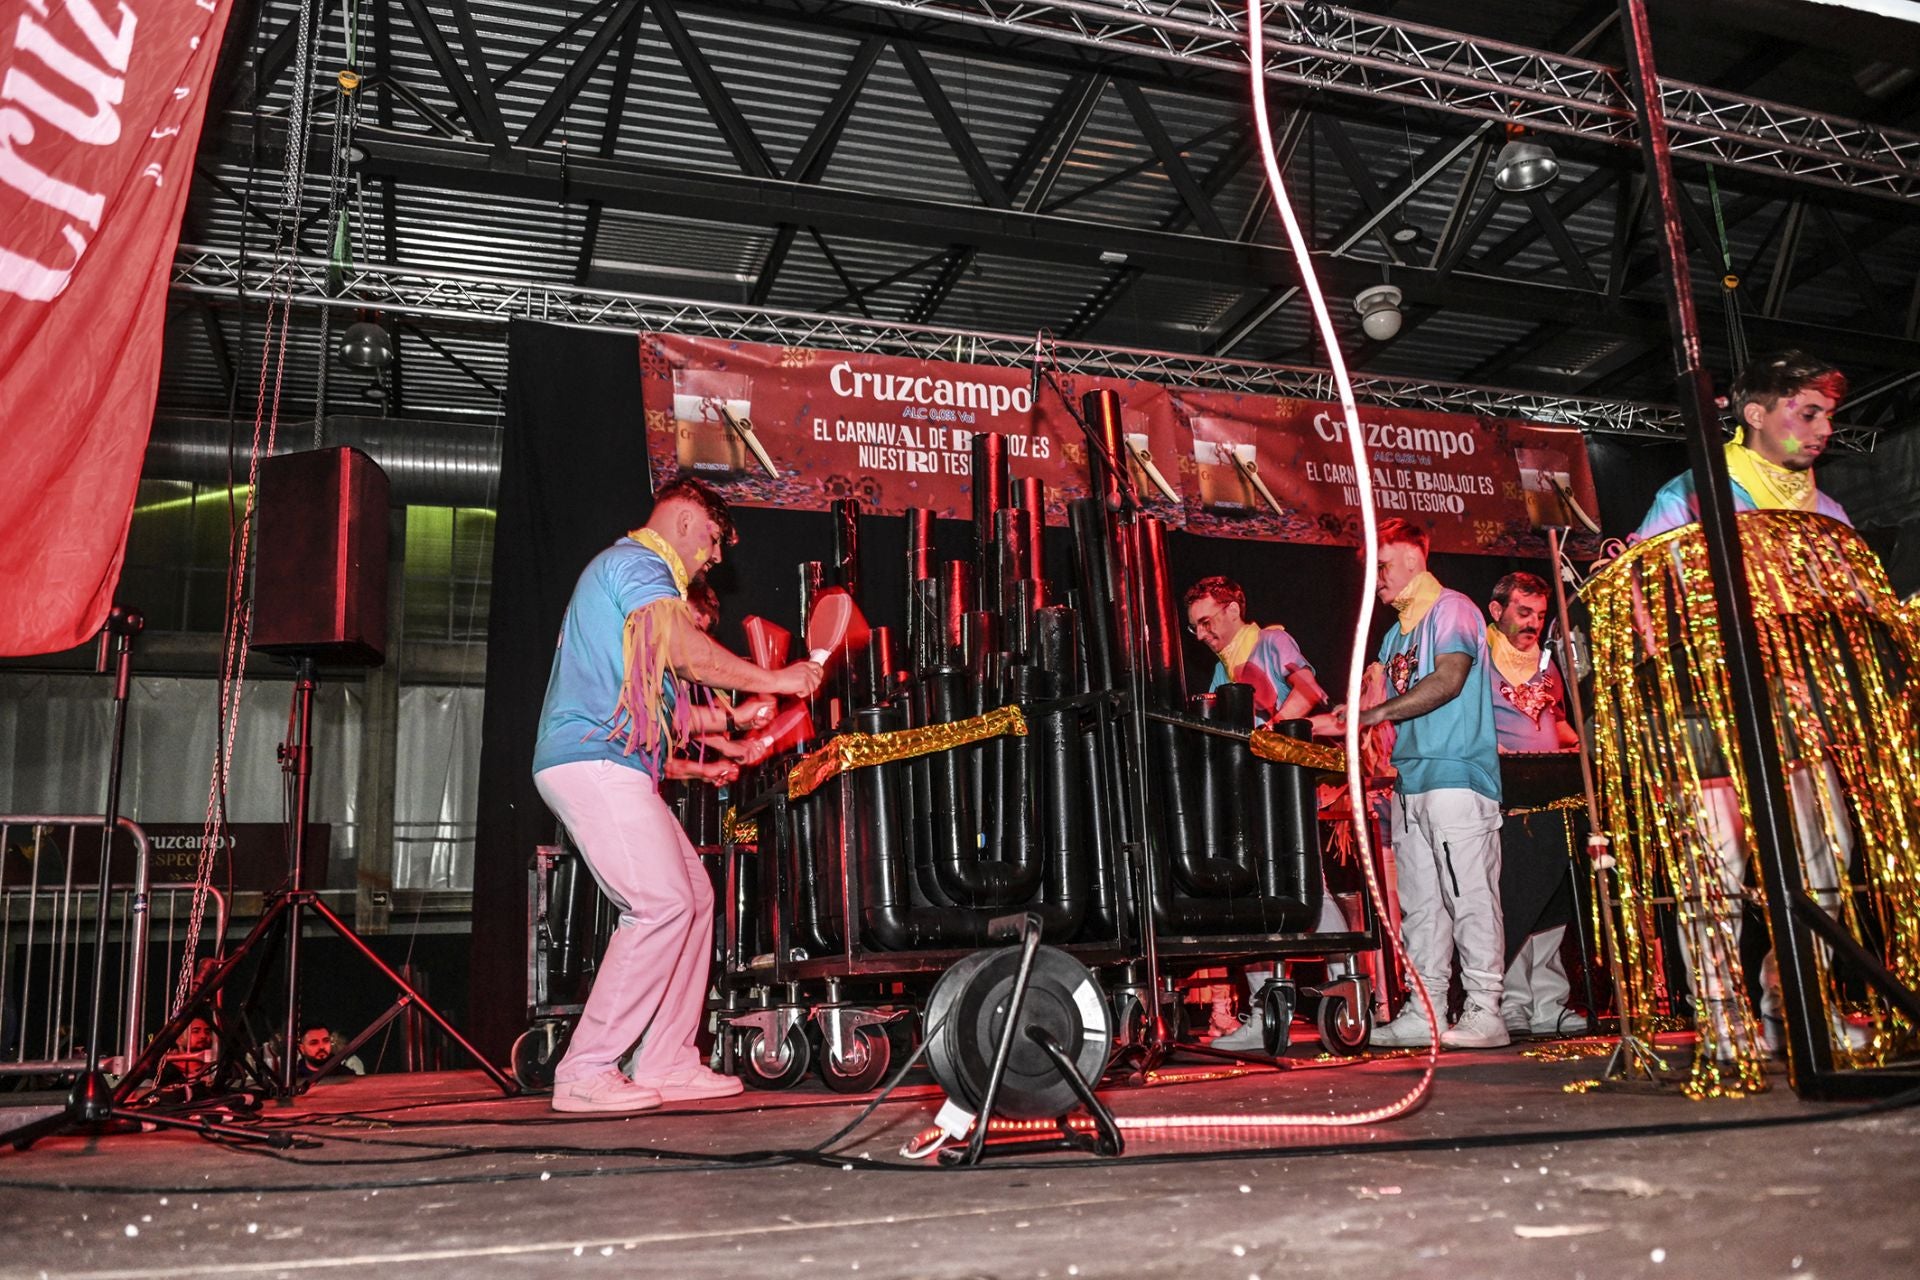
[1,817,228,1079]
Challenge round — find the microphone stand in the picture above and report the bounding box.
[1029,353,1172,1070]
[1537,503,1665,1083]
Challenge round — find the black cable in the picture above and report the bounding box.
[7,1078,1917,1196]
[17,1065,1915,1197]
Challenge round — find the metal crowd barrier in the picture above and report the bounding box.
[1,816,228,1079]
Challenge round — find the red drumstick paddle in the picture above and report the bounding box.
[741,615,791,670]
[804,587,870,673]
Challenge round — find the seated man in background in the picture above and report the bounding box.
[1485,571,1581,1039]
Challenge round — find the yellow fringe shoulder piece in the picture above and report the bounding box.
[607,596,697,760]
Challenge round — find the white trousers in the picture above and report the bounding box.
[535,760,714,1085]
[1502,926,1570,1025]
[1390,788,1505,1008]
[1683,762,1850,1008]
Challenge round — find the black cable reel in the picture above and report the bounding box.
[921,919,1122,1162]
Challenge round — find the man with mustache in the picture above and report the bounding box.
[1485,571,1579,1039]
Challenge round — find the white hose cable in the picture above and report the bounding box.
[1118,3,1441,1131]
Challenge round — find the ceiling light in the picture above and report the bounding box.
[1353,283,1403,342]
[1493,138,1559,193]
[1387,219,1422,246]
[340,320,394,372]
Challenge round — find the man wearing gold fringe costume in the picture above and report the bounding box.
[1631,352,1867,1056]
[533,477,824,1113]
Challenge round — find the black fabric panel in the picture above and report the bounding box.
[1588,436,1690,539]
[469,321,658,1061]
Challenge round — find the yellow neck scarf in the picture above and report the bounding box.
[1217,621,1264,676]
[1487,624,1541,690]
[1725,433,1816,512]
[1392,571,1443,634]
[629,527,690,598]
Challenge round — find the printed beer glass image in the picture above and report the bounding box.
[672,368,754,475]
[1516,445,1575,529]
[1191,425,1259,513]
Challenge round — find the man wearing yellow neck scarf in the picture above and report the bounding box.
[1183,575,1329,724]
[1630,353,1870,1056]
[532,476,824,1114]
[1635,351,1851,542]
[1312,519,1507,1051]
[1182,574,1343,1052]
[1485,572,1581,1040]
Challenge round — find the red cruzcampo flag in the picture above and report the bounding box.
[0,0,234,655]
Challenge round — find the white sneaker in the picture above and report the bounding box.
[1209,1015,1269,1053]
[551,1069,664,1114]
[637,1064,746,1102]
[1441,1003,1512,1050]
[1369,1006,1434,1048]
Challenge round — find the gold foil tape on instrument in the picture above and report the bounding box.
[787,705,1030,800]
[1248,728,1345,774]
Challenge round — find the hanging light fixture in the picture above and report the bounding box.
[340,319,393,372]
[1353,283,1404,341]
[1493,123,1559,193]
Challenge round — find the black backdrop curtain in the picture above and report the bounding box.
[469,319,1670,1058]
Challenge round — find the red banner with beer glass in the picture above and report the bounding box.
[1174,390,1601,556]
[0,0,234,656]
[639,334,1189,525]
[640,337,1600,557]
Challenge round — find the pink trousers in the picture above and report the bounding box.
[534,760,713,1085]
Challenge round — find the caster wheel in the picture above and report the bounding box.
[819,1026,892,1094]
[510,1023,568,1091]
[1317,993,1372,1057]
[1259,983,1297,1057]
[737,1023,811,1090]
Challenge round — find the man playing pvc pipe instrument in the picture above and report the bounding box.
[533,476,824,1113]
[1312,519,1509,1050]
[661,577,777,786]
[1182,575,1354,1053]
[1485,571,1581,1039]
[1633,351,1866,1057]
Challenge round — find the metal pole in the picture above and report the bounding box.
[1616,0,1832,1090]
[73,609,142,1121]
[280,658,318,1097]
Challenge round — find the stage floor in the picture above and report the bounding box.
[2,1035,1916,1279]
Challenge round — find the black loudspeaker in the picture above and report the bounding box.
[252,447,391,665]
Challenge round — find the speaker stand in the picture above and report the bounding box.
[112,659,516,1104]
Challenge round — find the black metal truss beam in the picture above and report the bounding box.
[224,117,1920,370]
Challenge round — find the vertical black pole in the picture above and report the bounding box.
[281,658,318,1096]
[1616,0,1831,1088]
[75,608,142,1121]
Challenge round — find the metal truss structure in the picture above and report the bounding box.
[159,1,1920,441]
[170,243,1699,438]
[752,0,1920,199]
